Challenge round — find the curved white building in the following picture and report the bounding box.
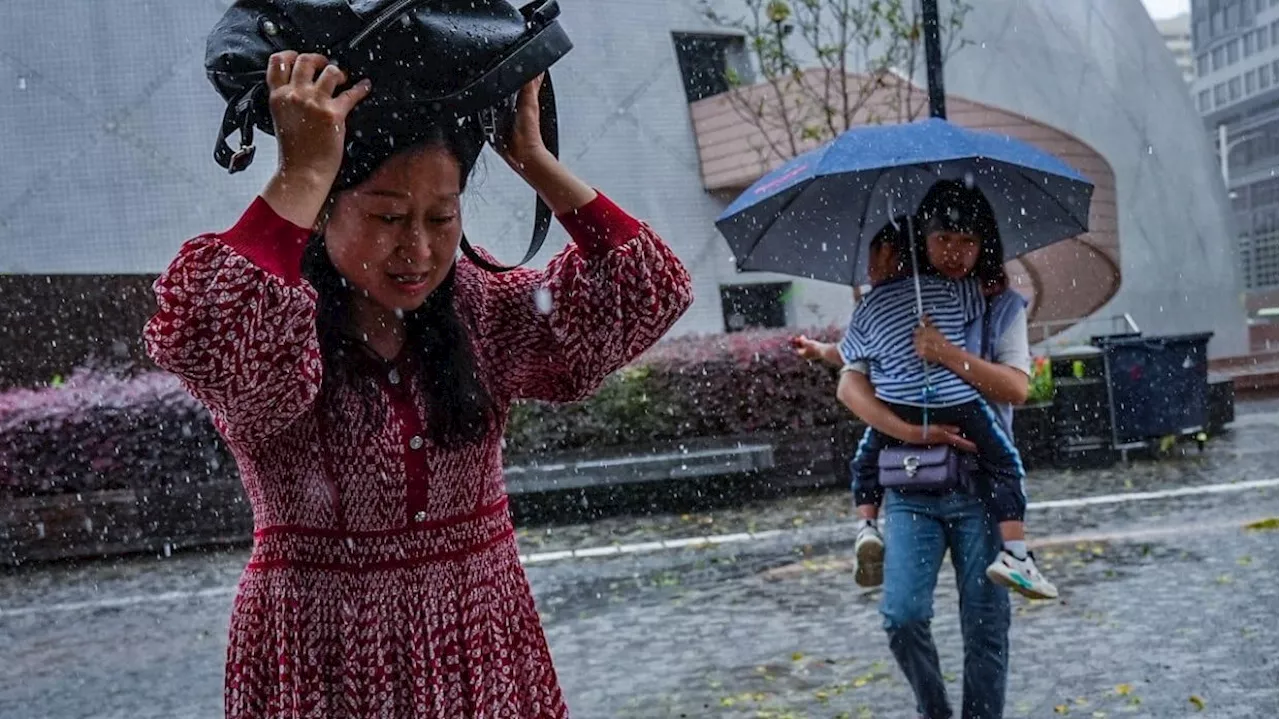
[0,0,1249,385]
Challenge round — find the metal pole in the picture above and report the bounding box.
[922,0,946,119]
[1218,123,1230,187]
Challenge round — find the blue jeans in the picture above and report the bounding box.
[880,489,1010,719]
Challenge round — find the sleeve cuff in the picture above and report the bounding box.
[556,192,643,258]
[219,196,314,284]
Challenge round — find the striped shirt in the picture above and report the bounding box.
[839,276,986,407]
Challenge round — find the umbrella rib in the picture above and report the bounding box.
[1005,161,1091,235]
[740,180,815,271]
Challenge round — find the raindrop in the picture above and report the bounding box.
[962,171,975,189]
[393,308,405,319]
[533,286,553,315]
[1146,145,1154,155]
[17,76,27,90]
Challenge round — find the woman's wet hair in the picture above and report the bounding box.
[301,123,497,447]
[913,179,1008,292]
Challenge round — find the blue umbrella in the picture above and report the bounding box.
[715,117,1094,286]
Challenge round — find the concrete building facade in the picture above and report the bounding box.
[0,0,1250,386]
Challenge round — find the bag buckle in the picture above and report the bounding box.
[903,456,920,478]
[228,142,257,173]
[479,106,499,146]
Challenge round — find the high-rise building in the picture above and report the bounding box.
[1158,13,1198,83]
[1190,0,1279,303]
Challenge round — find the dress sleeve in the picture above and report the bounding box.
[469,192,693,404]
[143,197,323,443]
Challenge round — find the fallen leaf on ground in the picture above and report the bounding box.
[1114,684,1133,696]
[1244,517,1278,531]
[1189,695,1206,711]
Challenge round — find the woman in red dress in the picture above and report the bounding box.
[144,52,693,718]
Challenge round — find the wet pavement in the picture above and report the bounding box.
[1,412,1277,719]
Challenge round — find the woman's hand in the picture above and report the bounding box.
[267,52,370,186]
[498,74,551,173]
[913,315,957,365]
[917,424,978,453]
[497,75,596,215]
[261,52,371,228]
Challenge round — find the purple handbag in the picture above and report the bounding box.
[878,445,969,493]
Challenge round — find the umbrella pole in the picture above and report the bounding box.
[923,0,947,119]
[906,214,932,440]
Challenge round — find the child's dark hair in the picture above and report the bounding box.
[869,214,913,255]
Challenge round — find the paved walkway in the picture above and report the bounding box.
[1,414,1276,718]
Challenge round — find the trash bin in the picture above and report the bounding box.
[1047,346,1115,469]
[1092,332,1213,445]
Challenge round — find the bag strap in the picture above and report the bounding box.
[460,71,558,273]
[214,83,262,174]
[980,295,993,361]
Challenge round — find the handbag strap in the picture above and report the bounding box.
[980,295,993,360]
[459,71,559,273]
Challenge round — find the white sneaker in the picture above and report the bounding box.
[986,550,1059,600]
[853,524,885,588]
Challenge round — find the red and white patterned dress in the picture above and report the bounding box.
[144,193,693,718]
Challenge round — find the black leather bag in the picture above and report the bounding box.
[205,0,573,271]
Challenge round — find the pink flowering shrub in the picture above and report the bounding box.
[0,367,230,496]
[3,328,852,495]
[504,326,847,454]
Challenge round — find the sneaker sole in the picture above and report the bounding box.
[985,565,1058,600]
[854,540,884,588]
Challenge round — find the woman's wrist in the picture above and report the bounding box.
[508,148,595,215]
[262,169,334,230]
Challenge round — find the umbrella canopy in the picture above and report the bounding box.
[715,118,1094,285]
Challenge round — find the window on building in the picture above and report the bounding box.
[1213,10,1225,34]
[1261,62,1273,86]
[1198,53,1210,76]
[1228,39,1241,63]
[1228,2,1240,29]
[1215,82,1228,105]
[1272,20,1278,46]
[672,33,748,103]
[1247,69,1257,93]
[1245,32,1255,56]
[1199,89,1212,111]
[720,283,790,333]
[1213,46,1226,70]
[1258,28,1269,50]
[1230,76,1243,99]
[1258,0,1267,13]
[1249,178,1279,208]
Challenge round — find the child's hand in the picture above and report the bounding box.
[791,335,825,361]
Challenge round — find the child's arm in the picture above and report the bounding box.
[836,369,977,450]
[791,336,844,367]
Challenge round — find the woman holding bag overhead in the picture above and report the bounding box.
[144,48,692,718]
